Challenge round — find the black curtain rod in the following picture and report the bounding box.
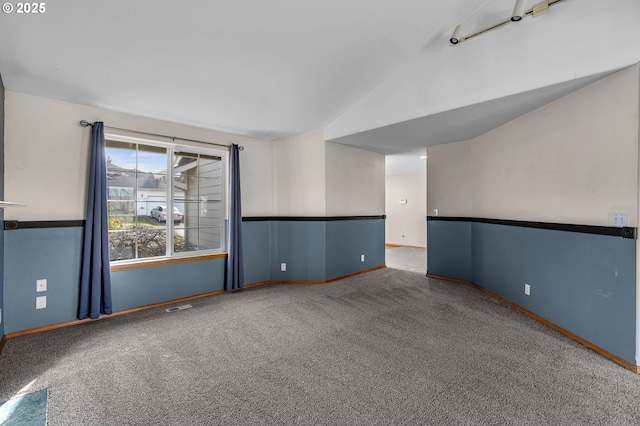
[79,120,244,151]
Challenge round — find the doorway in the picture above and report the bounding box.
[384,150,427,273]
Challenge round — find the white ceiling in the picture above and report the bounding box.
[1,0,639,157]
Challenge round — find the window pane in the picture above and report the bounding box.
[137,144,167,174]
[107,140,225,263]
[175,151,224,255]
[106,140,169,261]
[199,226,223,251]
[109,229,137,261]
[174,229,198,254]
[135,225,167,258]
[106,141,136,172]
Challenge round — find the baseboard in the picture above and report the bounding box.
[426,274,640,374]
[386,244,427,248]
[326,265,386,283]
[6,289,227,339]
[386,243,426,249]
[5,266,386,340]
[0,334,6,354]
[276,265,387,285]
[243,281,274,289]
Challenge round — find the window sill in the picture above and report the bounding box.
[110,252,228,272]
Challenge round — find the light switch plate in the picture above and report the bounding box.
[612,212,627,227]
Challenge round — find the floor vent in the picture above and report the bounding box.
[165,304,193,313]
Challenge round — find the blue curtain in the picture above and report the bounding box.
[227,144,244,292]
[79,122,113,319]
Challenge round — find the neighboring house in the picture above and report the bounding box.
[106,160,185,216]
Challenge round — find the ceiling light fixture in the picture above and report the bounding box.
[449,0,564,45]
[450,25,464,44]
[511,0,527,21]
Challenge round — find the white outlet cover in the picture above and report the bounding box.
[281,263,286,272]
[37,279,47,292]
[524,284,531,296]
[361,254,365,262]
[36,296,47,309]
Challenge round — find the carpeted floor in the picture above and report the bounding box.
[1,267,640,425]
[385,246,426,274]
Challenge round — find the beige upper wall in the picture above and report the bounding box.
[427,140,472,218]
[272,129,326,216]
[239,138,274,216]
[4,92,273,220]
[385,172,426,247]
[428,64,640,227]
[271,132,386,216]
[3,93,392,221]
[325,142,385,216]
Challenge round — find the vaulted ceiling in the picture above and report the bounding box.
[1,0,638,156]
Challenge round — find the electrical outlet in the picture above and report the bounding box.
[524,284,531,296]
[281,263,286,272]
[36,296,47,309]
[361,254,365,262]
[37,279,47,292]
[433,209,439,216]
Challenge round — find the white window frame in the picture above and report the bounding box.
[105,132,227,265]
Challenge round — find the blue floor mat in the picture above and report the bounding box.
[0,388,48,426]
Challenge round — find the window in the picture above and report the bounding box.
[106,138,226,262]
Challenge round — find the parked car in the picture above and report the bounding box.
[150,206,183,223]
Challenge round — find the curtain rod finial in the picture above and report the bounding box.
[80,120,93,127]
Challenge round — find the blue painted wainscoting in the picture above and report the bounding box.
[4,227,84,333]
[3,216,385,334]
[325,218,385,280]
[270,220,327,281]
[241,220,271,285]
[110,259,226,311]
[3,226,227,333]
[243,216,386,283]
[427,217,637,365]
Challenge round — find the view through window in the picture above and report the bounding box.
[106,139,225,262]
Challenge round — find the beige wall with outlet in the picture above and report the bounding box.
[385,172,426,247]
[428,64,640,227]
[325,141,385,216]
[426,141,472,218]
[3,92,273,221]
